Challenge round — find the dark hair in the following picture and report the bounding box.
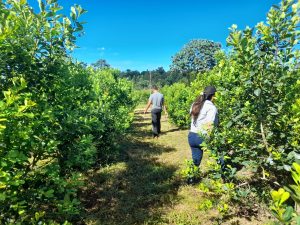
[191,86,216,123]
[152,85,158,90]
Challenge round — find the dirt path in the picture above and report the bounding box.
[80,109,269,225]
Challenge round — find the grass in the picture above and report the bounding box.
[79,108,272,225]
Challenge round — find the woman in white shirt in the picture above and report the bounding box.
[188,86,218,167]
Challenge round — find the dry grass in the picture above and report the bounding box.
[80,108,272,225]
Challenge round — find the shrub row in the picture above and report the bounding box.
[0,1,135,224]
[165,0,300,214]
[165,0,300,181]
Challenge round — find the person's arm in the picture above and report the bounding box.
[164,105,167,114]
[206,108,217,122]
[144,94,153,114]
[162,96,168,115]
[203,107,218,132]
[144,100,152,114]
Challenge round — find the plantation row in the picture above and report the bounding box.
[0,1,136,224]
[163,0,300,223]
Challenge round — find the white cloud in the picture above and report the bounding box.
[97,47,105,51]
[96,47,106,57]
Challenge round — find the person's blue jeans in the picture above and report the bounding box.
[188,132,204,166]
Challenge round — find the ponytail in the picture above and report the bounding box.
[191,91,214,124]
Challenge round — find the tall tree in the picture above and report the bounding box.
[91,59,110,70]
[171,39,221,75]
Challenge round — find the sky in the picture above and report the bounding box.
[27,0,280,71]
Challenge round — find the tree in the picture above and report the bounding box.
[165,70,187,85]
[120,69,140,79]
[119,67,188,89]
[91,59,110,70]
[171,39,221,76]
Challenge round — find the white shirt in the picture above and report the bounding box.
[190,100,218,134]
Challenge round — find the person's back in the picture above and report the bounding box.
[149,92,164,111]
[190,100,218,135]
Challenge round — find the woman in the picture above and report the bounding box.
[188,86,218,167]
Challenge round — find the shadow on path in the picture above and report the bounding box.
[80,111,181,225]
[160,127,182,135]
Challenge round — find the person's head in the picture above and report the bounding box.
[191,86,217,122]
[203,86,216,101]
[151,85,158,92]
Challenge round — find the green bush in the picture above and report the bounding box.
[165,0,300,219]
[0,1,135,223]
[89,68,135,160]
[166,0,300,182]
[207,0,300,179]
[162,83,192,128]
[181,160,201,181]
[132,89,150,105]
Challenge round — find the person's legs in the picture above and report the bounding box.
[151,110,159,137]
[157,111,161,134]
[188,132,203,166]
[191,148,203,166]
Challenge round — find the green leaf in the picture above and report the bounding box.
[45,12,55,17]
[20,0,27,5]
[46,0,57,4]
[280,191,290,205]
[44,189,54,198]
[63,17,71,26]
[226,121,233,128]
[75,22,83,32]
[293,162,300,175]
[295,215,300,225]
[0,193,6,201]
[18,210,25,215]
[271,190,281,201]
[254,88,261,96]
[283,164,291,171]
[70,6,77,20]
[38,0,45,12]
[282,206,293,222]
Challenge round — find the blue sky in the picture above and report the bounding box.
[28,0,280,71]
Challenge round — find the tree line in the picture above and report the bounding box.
[91,39,221,89]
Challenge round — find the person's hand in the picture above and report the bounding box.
[143,110,147,114]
